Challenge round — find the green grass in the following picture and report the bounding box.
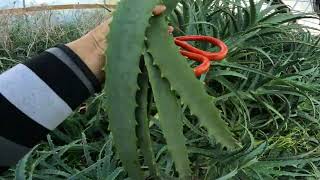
[0,9,105,72]
[1,0,320,179]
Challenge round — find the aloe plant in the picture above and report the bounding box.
[104,0,159,178]
[1,0,320,179]
[104,0,239,178]
[103,0,320,179]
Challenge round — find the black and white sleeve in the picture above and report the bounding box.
[0,45,101,171]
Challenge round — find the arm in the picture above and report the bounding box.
[0,5,168,172]
[0,15,112,171]
[0,42,103,170]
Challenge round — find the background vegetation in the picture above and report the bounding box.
[1,0,320,179]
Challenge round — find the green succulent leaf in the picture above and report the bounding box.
[146,16,240,149]
[145,53,192,179]
[104,0,158,179]
[136,63,159,179]
[162,0,180,15]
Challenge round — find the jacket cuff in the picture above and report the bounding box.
[55,44,101,93]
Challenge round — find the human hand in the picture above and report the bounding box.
[67,5,174,82]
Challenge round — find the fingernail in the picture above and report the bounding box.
[158,5,166,12]
[154,5,166,15]
[168,26,174,34]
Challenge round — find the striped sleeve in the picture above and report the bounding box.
[0,45,101,170]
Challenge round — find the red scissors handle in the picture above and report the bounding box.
[174,35,228,76]
[179,50,211,77]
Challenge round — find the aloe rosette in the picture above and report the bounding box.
[104,0,240,179]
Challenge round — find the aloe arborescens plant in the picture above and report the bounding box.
[104,0,240,179]
[1,0,320,179]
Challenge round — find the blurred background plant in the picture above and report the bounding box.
[0,8,106,72]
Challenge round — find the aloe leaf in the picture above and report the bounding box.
[145,53,192,179]
[216,169,239,180]
[254,157,320,169]
[259,4,289,19]
[146,16,240,149]
[104,0,158,179]
[258,12,312,25]
[15,145,40,180]
[163,0,180,14]
[136,64,159,178]
[248,0,256,26]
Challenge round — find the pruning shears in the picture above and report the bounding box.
[174,35,228,77]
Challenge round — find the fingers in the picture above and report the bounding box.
[152,5,166,16]
[93,16,112,41]
[100,15,113,31]
[103,13,113,22]
[152,6,173,34]
[168,26,174,34]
